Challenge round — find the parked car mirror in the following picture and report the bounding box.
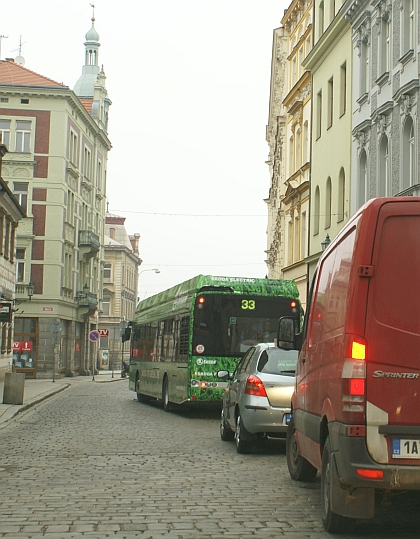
[217,370,231,380]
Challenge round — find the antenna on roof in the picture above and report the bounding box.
[0,35,8,61]
[12,35,26,66]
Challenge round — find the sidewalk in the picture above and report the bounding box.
[0,370,126,429]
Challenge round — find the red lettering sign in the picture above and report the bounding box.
[22,341,33,351]
[98,329,109,337]
[13,341,23,351]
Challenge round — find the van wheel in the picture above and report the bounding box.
[321,436,353,533]
[286,416,317,481]
[162,377,172,412]
[235,415,253,454]
[220,409,234,441]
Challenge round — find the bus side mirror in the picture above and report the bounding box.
[277,317,302,351]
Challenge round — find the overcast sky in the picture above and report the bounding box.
[4,1,288,299]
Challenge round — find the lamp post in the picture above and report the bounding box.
[321,234,331,252]
[138,268,160,301]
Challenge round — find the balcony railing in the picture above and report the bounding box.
[78,230,100,259]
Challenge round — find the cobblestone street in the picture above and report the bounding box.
[0,379,419,538]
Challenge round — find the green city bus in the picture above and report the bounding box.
[128,275,300,410]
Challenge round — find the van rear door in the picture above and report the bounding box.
[365,199,420,464]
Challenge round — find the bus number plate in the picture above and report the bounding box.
[392,438,420,459]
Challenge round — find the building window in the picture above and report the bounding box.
[360,40,369,96]
[295,127,301,169]
[358,150,368,208]
[83,147,91,180]
[64,252,73,289]
[301,211,307,259]
[319,1,325,37]
[340,62,347,115]
[16,248,25,282]
[69,131,78,165]
[379,16,391,75]
[403,0,415,53]
[314,186,320,236]
[325,177,332,229]
[316,90,322,139]
[0,119,11,148]
[337,168,345,222]
[327,78,333,128]
[102,298,110,316]
[303,121,309,164]
[104,263,112,282]
[15,120,32,152]
[402,116,415,191]
[13,182,28,213]
[379,134,389,196]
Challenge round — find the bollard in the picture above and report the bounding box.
[2,372,25,405]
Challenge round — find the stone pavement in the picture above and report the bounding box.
[0,370,125,429]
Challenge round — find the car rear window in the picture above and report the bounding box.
[257,349,298,376]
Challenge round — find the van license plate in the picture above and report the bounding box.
[392,438,420,459]
[284,413,291,425]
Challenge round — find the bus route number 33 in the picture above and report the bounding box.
[241,299,255,310]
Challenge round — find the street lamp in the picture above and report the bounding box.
[139,268,160,276]
[321,234,331,252]
[12,282,35,306]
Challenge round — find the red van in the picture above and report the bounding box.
[278,197,420,532]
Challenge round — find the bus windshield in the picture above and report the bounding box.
[192,294,298,356]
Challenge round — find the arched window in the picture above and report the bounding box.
[358,150,367,208]
[325,177,332,229]
[337,168,345,222]
[379,134,389,196]
[402,116,414,191]
[314,186,320,236]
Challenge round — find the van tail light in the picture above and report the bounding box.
[245,375,267,397]
[341,335,367,424]
[357,469,383,480]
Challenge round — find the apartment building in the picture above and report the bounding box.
[0,17,111,378]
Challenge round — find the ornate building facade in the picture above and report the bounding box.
[265,0,312,308]
[343,0,420,211]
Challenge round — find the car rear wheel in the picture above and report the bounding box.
[235,414,252,454]
[321,436,353,533]
[220,409,234,441]
[286,416,317,481]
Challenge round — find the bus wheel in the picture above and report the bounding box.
[136,376,149,403]
[162,377,172,412]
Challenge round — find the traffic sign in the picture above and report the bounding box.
[88,330,100,342]
[98,328,109,337]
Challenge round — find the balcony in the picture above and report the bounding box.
[79,230,100,259]
[76,285,98,309]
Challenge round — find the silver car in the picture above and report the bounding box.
[218,343,298,453]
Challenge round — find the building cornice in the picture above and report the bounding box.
[302,12,350,72]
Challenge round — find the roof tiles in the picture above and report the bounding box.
[0,60,68,88]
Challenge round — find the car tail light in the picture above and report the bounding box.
[341,335,367,424]
[245,375,267,397]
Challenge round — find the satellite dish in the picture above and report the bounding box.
[15,55,25,66]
